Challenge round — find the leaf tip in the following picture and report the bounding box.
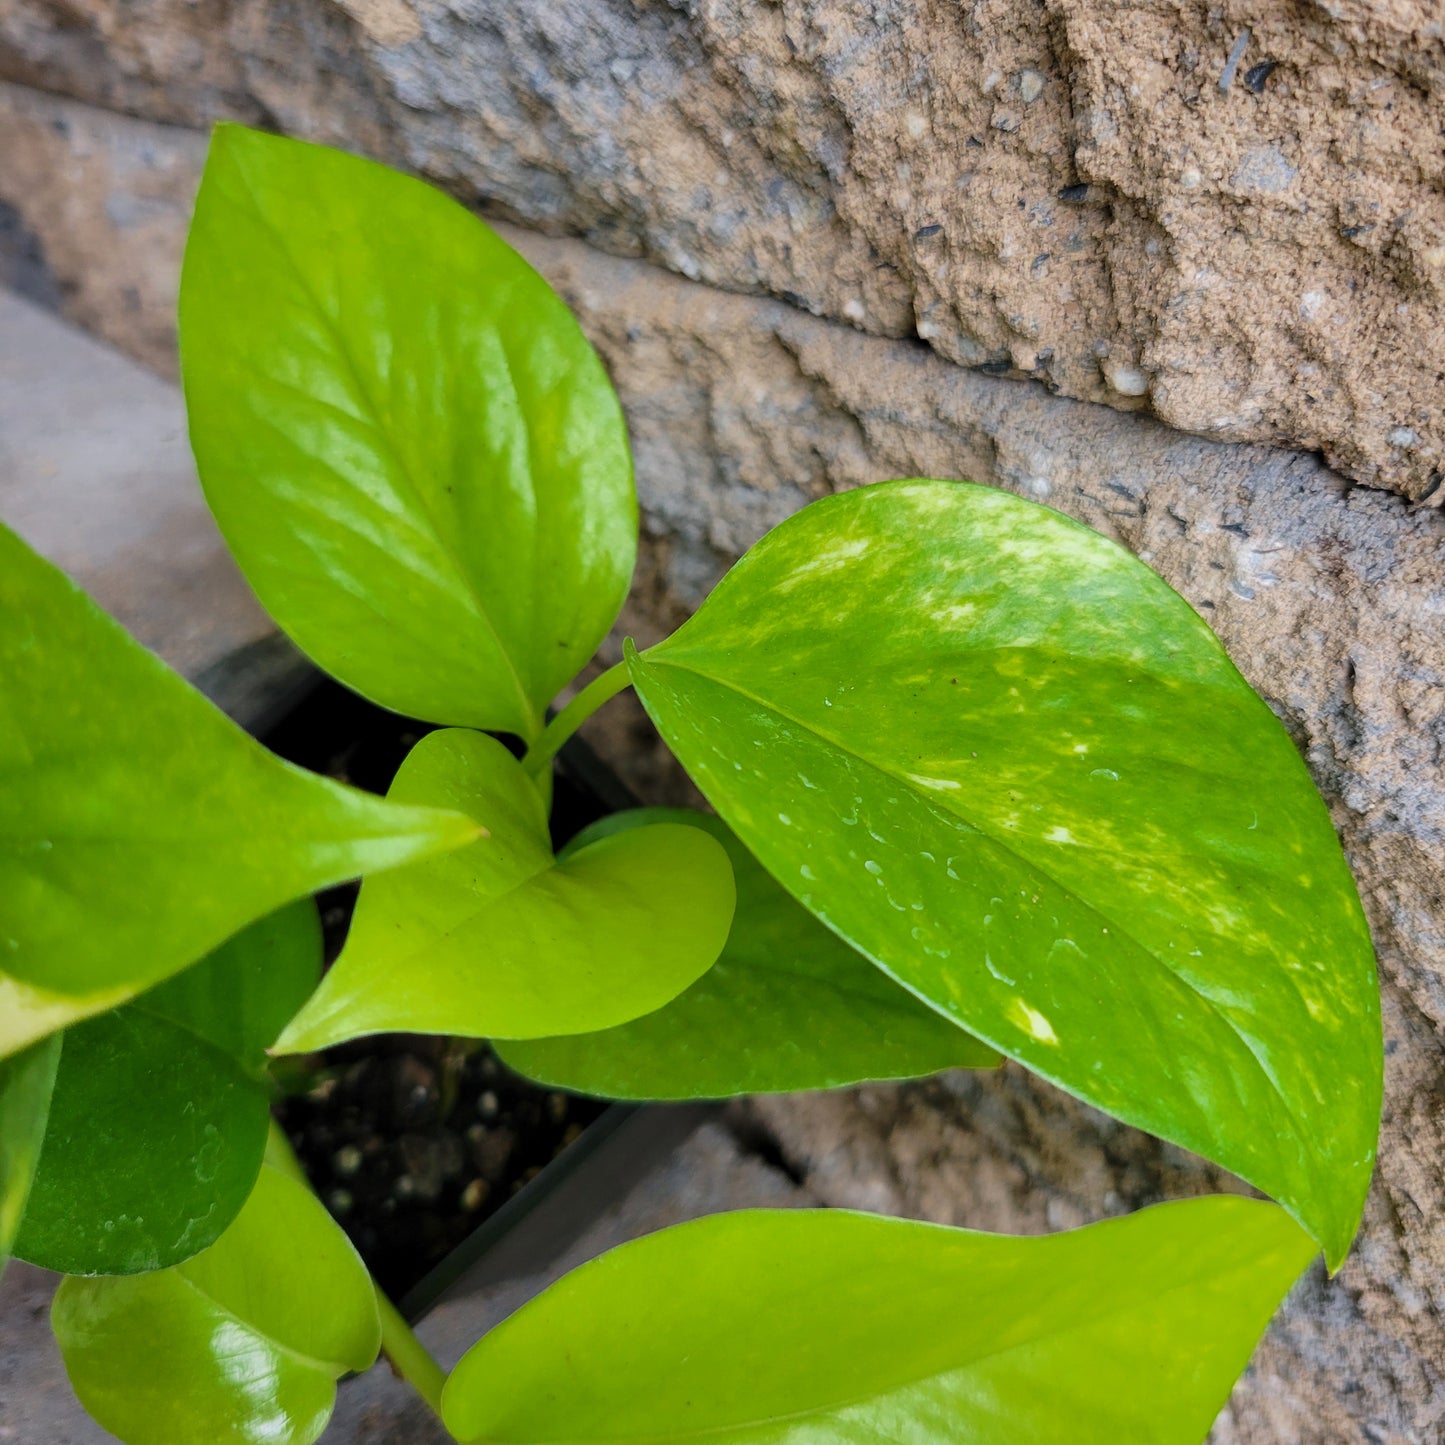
[1321,1218,1360,1277]
[204,120,263,173]
[269,973,392,1058]
[410,805,488,855]
[1284,1178,1364,1278]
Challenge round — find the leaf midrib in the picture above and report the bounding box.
[375,812,686,979]
[725,953,986,1036]
[372,838,558,974]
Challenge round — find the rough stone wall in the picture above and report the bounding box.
[3,0,1445,502]
[1,13,1443,1440]
[0,82,203,374]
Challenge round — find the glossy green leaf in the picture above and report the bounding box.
[180,124,637,740]
[53,1161,380,1445]
[500,808,998,1097]
[276,730,735,1053]
[16,903,321,1274]
[0,1035,60,1264]
[444,1196,1314,1444]
[136,897,323,1064]
[627,480,1380,1268]
[0,522,478,1060]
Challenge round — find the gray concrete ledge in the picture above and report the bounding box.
[0,288,275,682]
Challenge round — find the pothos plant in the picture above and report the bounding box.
[0,125,1381,1445]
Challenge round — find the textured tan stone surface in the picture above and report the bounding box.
[0,82,202,375]
[3,0,1445,501]
[550,221,1445,1439]
[2,85,1442,1441]
[579,246,1445,1444]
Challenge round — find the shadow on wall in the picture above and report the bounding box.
[0,197,62,311]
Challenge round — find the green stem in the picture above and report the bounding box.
[375,1285,450,1426]
[524,659,633,777]
[266,1120,453,1434]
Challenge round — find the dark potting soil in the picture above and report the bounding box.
[263,678,611,1301]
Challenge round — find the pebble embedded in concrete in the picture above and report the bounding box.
[1231,144,1298,195]
[1102,359,1150,396]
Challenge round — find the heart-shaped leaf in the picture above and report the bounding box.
[180,124,637,741]
[0,1035,60,1266]
[500,808,998,1097]
[16,903,320,1274]
[53,1159,380,1445]
[444,1197,1315,1444]
[626,480,1380,1268]
[275,730,735,1053]
[0,522,477,1059]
